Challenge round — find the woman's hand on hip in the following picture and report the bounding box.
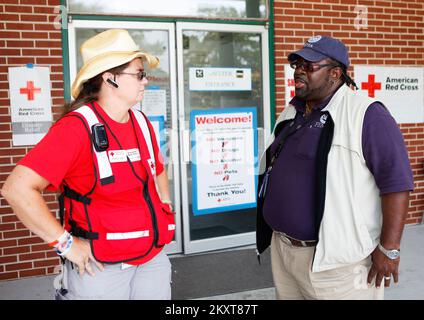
[64,237,104,276]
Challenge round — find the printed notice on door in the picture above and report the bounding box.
[190,108,258,215]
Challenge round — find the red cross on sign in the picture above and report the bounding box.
[361,74,381,98]
[20,81,41,101]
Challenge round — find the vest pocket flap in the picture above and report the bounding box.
[160,202,175,215]
[156,203,176,246]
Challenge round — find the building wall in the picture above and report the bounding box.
[0,0,63,281]
[0,0,423,281]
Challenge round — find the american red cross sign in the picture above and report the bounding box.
[354,65,424,124]
[8,66,53,146]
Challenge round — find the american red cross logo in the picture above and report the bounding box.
[19,81,41,101]
[361,74,381,98]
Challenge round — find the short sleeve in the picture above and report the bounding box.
[362,102,414,195]
[18,115,91,190]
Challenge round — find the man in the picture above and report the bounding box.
[256,35,414,300]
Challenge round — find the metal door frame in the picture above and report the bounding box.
[67,19,182,254]
[176,22,271,254]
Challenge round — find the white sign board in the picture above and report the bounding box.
[354,66,424,123]
[284,64,295,106]
[190,108,258,215]
[8,66,52,146]
[140,89,167,120]
[189,67,251,91]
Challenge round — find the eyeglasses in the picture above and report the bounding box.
[118,71,147,81]
[290,60,337,72]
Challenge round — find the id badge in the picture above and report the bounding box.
[258,171,270,199]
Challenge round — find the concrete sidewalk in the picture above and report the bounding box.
[1,224,423,300]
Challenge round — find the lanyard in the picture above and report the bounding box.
[258,113,315,199]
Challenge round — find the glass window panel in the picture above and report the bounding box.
[182,30,264,241]
[68,0,268,19]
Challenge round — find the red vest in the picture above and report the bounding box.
[61,104,175,264]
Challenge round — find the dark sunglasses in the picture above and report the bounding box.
[118,70,147,80]
[290,60,338,72]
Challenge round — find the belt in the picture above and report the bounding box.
[276,232,317,247]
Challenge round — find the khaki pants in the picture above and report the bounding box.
[270,232,384,300]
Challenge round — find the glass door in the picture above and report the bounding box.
[177,23,271,253]
[67,20,182,254]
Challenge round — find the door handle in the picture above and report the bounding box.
[182,128,190,164]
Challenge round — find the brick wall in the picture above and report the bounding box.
[0,0,63,281]
[0,0,423,282]
[274,0,424,224]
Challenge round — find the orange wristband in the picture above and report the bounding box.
[48,240,59,247]
[48,230,69,248]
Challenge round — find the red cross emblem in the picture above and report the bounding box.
[19,81,41,101]
[361,74,381,98]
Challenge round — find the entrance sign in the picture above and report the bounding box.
[190,107,258,215]
[354,66,424,123]
[8,66,53,146]
[189,67,251,91]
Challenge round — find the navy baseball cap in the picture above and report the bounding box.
[288,35,350,68]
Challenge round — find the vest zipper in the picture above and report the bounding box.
[143,180,159,246]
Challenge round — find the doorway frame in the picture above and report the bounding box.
[176,22,271,254]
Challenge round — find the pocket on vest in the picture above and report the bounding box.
[156,202,176,246]
[95,207,153,260]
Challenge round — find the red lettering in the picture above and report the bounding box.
[195,114,253,125]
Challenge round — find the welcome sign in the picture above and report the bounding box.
[190,107,258,215]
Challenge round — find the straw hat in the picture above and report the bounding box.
[71,29,159,99]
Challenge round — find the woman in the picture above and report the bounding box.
[1,29,175,299]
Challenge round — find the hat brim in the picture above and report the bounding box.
[71,50,159,99]
[288,47,328,63]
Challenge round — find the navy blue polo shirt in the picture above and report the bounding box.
[262,88,414,241]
